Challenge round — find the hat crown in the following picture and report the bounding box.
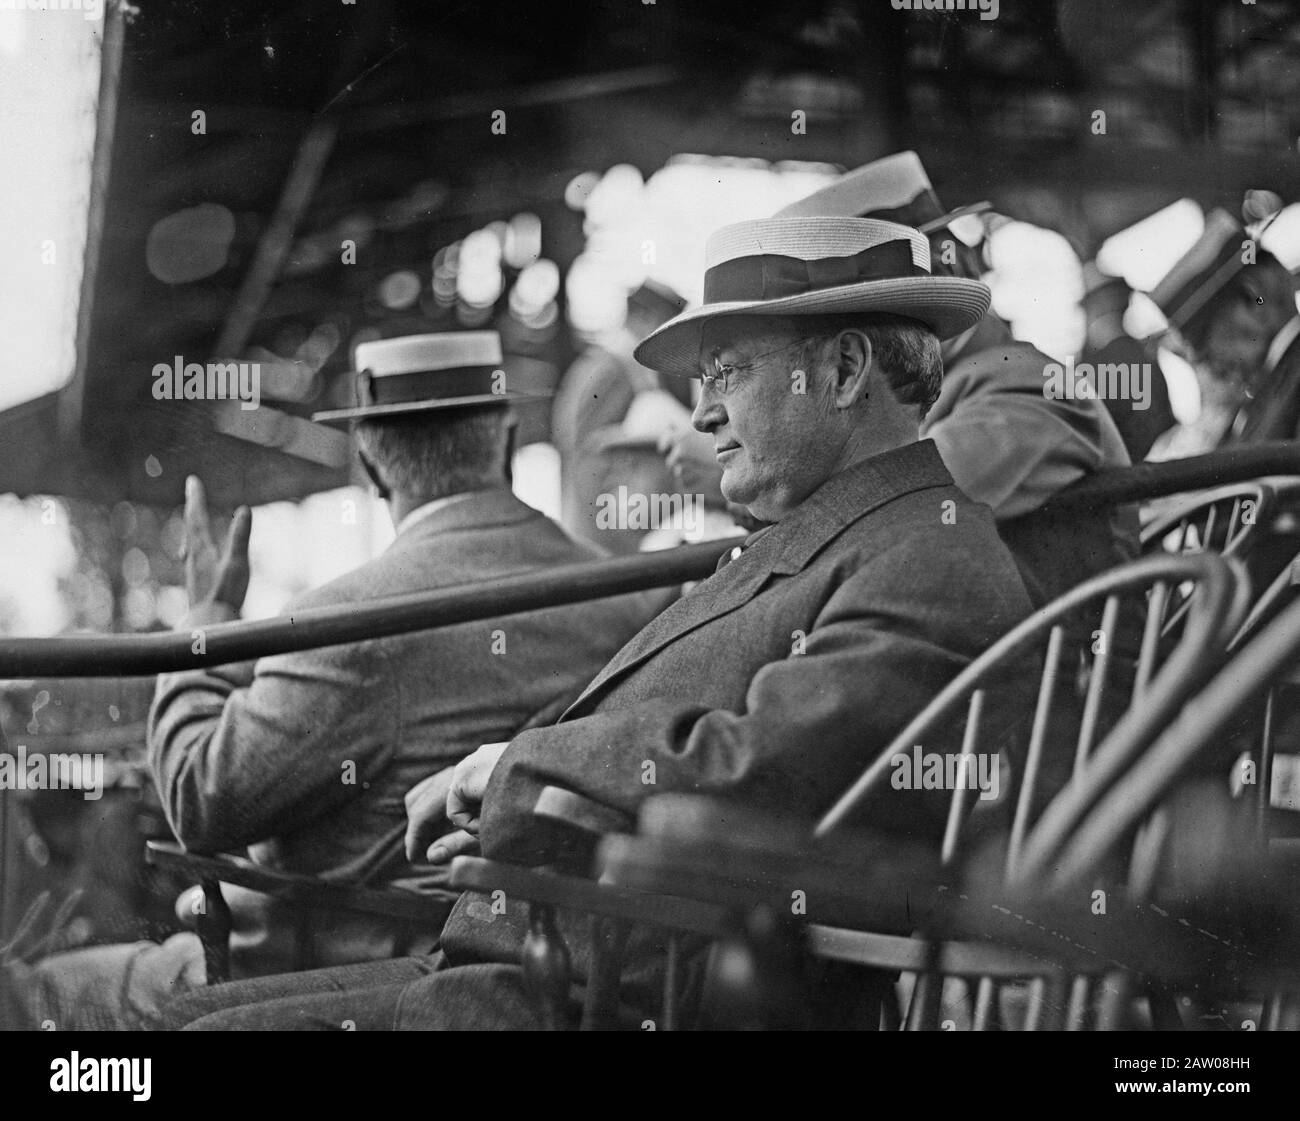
[705,217,931,273]
[355,331,502,378]
[774,151,934,220]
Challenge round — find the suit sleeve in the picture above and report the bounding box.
[924,367,1109,521]
[479,544,1008,864]
[148,601,400,852]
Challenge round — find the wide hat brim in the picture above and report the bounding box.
[313,389,551,426]
[633,276,991,378]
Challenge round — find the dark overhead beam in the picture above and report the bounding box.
[212,122,337,359]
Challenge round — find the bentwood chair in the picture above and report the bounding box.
[1139,481,1278,560]
[972,591,1300,1029]
[450,551,1249,1030]
[144,840,456,984]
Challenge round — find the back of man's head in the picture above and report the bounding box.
[354,405,511,505]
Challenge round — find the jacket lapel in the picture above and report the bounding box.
[562,545,776,712]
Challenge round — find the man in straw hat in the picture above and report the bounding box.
[1148,206,1300,447]
[164,216,1034,1030]
[1078,260,1175,460]
[664,151,1138,607]
[8,331,661,1030]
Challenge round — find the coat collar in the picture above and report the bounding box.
[391,487,541,544]
[561,440,954,715]
[761,438,953,574]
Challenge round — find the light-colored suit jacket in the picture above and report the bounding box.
[923,314,1138,605]
[149,489,662,978]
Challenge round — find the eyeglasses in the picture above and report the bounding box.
[701,336,818,394]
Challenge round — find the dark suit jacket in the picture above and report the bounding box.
[439,442,1034,993]
[149,489,663,978]
[1082,334,1176,461]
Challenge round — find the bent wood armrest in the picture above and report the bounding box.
[597,832,945,932]
[1050,444,1300,511]
[447,856,728,938]
[534,785,634,839]
[144,841,456,924]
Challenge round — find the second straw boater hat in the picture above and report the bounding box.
[773,150,992,235]
[313,331,549,424]
[633,216,992,378]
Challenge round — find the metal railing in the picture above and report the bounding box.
[1050,442,1300,510]
[0,537,742,678]
[5,443,1300,677]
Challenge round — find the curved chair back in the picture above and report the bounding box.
[1050,591,1300,889]
[788,555,1248,1030]
[1140,481,1276,560]
[817,553,1248,888]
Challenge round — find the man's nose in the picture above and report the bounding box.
[692,387,725,433]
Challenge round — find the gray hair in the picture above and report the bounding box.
[354,405,511,500]
[788,313,945,416]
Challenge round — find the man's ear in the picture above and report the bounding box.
[831,329,873,409]
[358,451,391,502]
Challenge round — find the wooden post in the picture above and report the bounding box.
[522,903,571,1031]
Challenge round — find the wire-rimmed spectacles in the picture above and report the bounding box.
[701,336,818,393]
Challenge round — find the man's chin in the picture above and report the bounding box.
[719,471,752,510]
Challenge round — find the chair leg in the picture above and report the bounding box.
[1037,974,1071,1031]
[1098,971,1133,1030]
[906,972,944,1030]
[1274,995,1300,1031]
[581,915,630,1031]
[662,935,683,1031]
[1024,978,1046,1030]
[1066,975,1091,1030]
[973,977,998,1030]
[522,903,572,1031]
[196,876,231,986]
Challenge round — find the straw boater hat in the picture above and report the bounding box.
[633,216,992,378]
[773,150,992,235]
[313,331,549,424]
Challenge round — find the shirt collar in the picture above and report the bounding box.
[1264,316,1300,375]
[394,491,481,537]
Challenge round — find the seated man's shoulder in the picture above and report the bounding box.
[835,481,1022,580]
[940,338,1055,401]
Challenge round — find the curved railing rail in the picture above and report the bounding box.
[6,444,1300,679]
[1050,442,1300,510]
[0,537,742,679]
